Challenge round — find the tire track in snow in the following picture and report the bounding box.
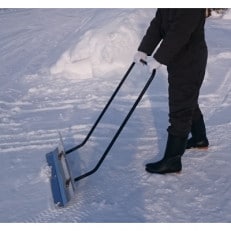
[0,95,137,152]
[0,80,114,152]
[0,124,96,152]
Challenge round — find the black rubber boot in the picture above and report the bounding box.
[145,134,187,174]
[186,115,209,149]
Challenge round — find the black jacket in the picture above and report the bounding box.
[138,9,207,66]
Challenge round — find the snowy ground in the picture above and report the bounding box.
[0,8,231,223]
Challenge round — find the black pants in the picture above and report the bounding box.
[166,48,207,138]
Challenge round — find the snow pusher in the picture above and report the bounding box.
[46,61,156,207]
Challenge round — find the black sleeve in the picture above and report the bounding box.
[154,9,204,65]
[138,9,162,56]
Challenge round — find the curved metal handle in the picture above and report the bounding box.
[74,69,156,182]
[66,62,136,154]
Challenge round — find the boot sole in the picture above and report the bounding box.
[187,146,209,150]
[145,167,182,175]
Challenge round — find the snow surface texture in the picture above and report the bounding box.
[0,8,231,223]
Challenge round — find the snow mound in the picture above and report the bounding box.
[50,14,142,79]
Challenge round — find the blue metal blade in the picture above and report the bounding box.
[46,146,75,207]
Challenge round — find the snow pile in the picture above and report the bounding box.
[50,25,137,78]
[50,10,154,79]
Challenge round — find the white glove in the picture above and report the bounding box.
[134,51,147,64]
[147,57,162,73]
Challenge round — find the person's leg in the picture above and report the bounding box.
[146,45,208,174]
[146,68,201,174]
[167,73,195,138]
[146,69,194,174]
[186,105,209,149]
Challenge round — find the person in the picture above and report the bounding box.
[134,9,209,174]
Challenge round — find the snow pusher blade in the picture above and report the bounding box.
[46,137,75,207]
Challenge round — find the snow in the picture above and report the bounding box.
[0,8,231,224]
[223,9,231,19]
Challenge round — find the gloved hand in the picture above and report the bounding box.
[147,57,162,73]
[133,51,147,64]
